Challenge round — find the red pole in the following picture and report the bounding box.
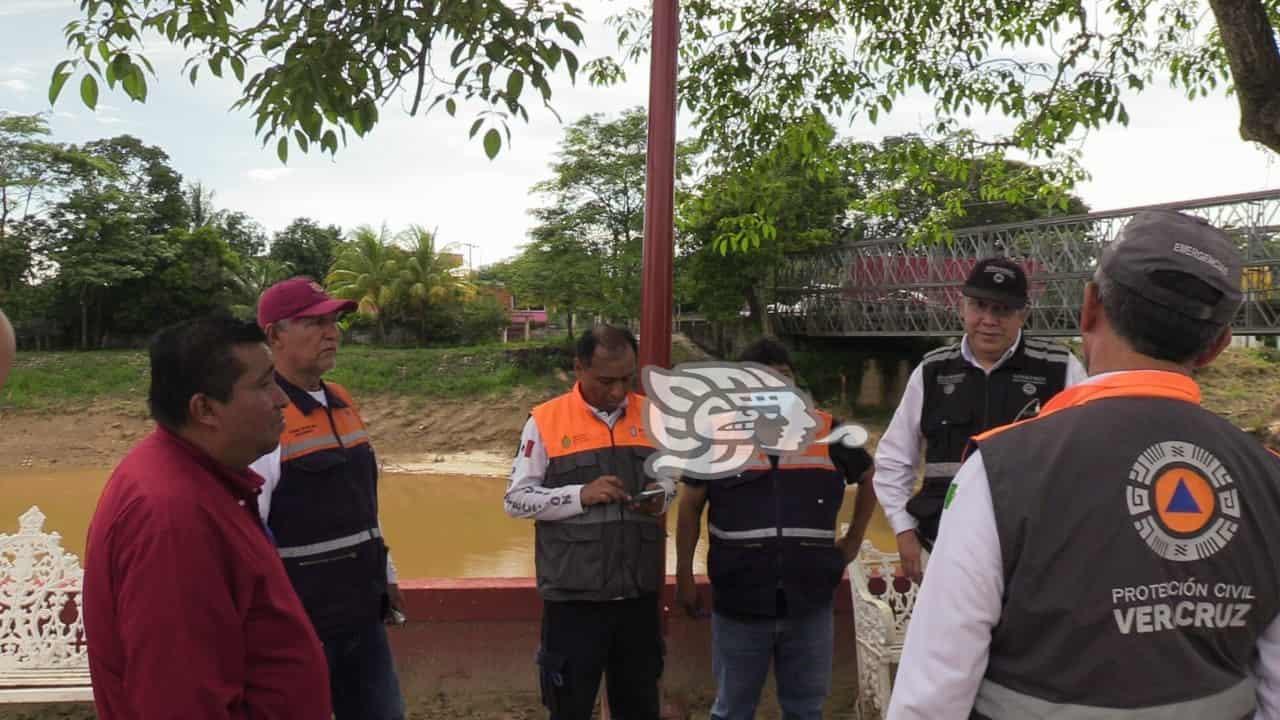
[624,2,679,719]
[639,0,679,372]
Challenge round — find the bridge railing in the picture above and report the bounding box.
[773,190,1280,337]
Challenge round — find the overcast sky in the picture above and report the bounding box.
[2,0,1276,268]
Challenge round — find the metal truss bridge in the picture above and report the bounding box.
[771,190,1280,338]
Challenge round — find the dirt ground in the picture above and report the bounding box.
[0,387,554,474]
[0,695,551,720]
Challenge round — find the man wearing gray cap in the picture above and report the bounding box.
[889,210,1280,718]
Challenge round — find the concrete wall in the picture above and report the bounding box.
[395,575,862,718]
[6,576,864,719]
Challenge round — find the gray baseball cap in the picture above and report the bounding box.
[1099,210,1243,323]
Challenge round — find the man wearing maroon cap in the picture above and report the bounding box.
[250,276,406,720]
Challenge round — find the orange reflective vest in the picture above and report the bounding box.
[268,375,386,639]
[705,411,851,618]
[530,386,662,602]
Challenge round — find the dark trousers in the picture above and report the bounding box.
[537,594,663,720]
[906,478,950,549]
[322,621,405,720]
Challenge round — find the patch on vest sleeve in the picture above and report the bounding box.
[944,483,958,510]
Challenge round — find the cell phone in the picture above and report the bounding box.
[632,487,666,502]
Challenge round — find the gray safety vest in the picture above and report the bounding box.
[531,390,663,602]
[971,375,1280,718]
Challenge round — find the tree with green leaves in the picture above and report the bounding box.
[678,116,1091,332]
[325,224,401,343]
[1,114,59,244]
[269,217,342,282]
[679,115,856,333]
[109,224,244,335]
[0,113,111,291]
[229,256,294,321]
[607,0,1280,239]
[217,210,269,260]
[525,107,695,321]
[43,135,188,348]
[394,225,475,343]
[507,214,607,338]
[49,0,604,161]
[844,135,1091,241]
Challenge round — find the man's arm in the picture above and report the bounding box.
[1065,351,1089,386]
[112,498,248,719]
[839,468,877,563]
[874,364,925,536]
[1254,612,1280,717]
[675,482,708,616]
[887,450,1004,720]
[249,447,282,525]
[831,442,878,562]
[504,417,587,520]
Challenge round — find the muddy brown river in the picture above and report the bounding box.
[0,469,898,577]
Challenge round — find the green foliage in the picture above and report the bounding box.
[326,224,402,341]
[325,223,494,345]
[39,135,190,347]
[109,225,244,333]
[216,210,269,259]
[0,120,499,350]
[514,107,698,325]
[1,342,566,409]
[228,256,293,321]
[677,116,1090,328]
[678,115,854,328]
[458,295,511,345]
[607,0,1280,232]
[393,225,478,342]
[846,135,1090,242]
[268,217,342,281]
[50,0,598,161]
[504,223,604,337]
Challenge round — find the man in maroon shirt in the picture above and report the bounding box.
[84,315,332,719]
[0,307,13,391]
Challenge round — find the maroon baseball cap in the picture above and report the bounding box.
[257,277,357,329]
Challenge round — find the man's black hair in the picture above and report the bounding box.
[1095,272,1227,364]
[148,313,267,429]
[738,337,794,370]
[576,325,638,366]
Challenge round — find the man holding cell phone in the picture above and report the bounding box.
[504,325,673,720]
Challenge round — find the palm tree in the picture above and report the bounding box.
[395,225,476,343]
[326,224,400,343]
[228,256,293,321]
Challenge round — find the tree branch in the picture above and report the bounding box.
[1207,0,1280,152]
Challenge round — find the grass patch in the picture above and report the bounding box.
[2,341,572,411]
[1195,346,1280,429]
[3,350,151,411]
[5,340,1278,432]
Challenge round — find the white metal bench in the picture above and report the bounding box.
[0,506,93,703]
[848,539,922,720]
